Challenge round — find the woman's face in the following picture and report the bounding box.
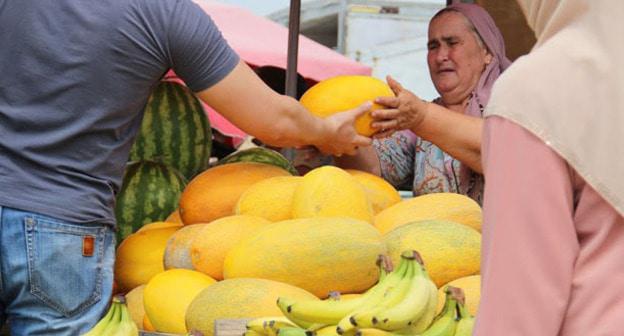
[427,11,492,105]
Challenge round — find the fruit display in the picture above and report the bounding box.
[374,192,482,234]
[179,161,292,224]
[235,176,303,222]
[218,147,298,176]
[345,169,401,215]
[223,216,387,297]
[82,295,138,336]
[383,220,481,287]
[436,275,480,316]
[185,278,318,336]
[128,80,212,181]
[143,269,216,334]
[291,166,374,223]
[190,215,272,280]
[114,226,179,292]
[114,160,187,242]
[111,164,483,334]
[299,75,395,136]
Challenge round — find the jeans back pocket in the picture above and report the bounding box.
[25,215,110,317]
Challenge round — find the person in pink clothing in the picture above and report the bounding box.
[475,1,624,335]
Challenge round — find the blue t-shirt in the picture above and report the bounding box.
[0,0,239,226]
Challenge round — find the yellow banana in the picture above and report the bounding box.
[343,259,414,332]
[452,291,475,336]
[354,329,398,336]
[112,297,139,336]
[407,279,438,334]
[418,289,459,336]
[278,255,400,326]
[82,299,117,336]
[247,317,299,336]
[100,299,122,336]
[334,256,411,334]
[371,251,433,331]
[276,326,314,336]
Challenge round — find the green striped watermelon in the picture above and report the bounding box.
[217,147,298,175]
[114,160,187,242]
[129,80,211,180]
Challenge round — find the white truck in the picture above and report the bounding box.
[269,0,446,100]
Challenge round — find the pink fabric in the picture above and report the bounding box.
[442,3,511,118]
[193,0,372,81]
[475,116,624,335]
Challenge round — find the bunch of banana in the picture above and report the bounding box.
[276,251,438,336]
[451,287,475,336]
[82,295,138,336]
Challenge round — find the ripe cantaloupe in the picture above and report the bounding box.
[163,223,208,270]
[300,75,395,136]
[374,192,482,234]
[165,209,183,223]
[143,269,216,334]
[437,275,480,316]
[125,285,145,329]
[114,226,179,292]
[235,176,302,221]
[185,278,317,336]
[137,220,183,232]
[223,217,386,297]
[383,220,481,287]
[292,166,373,223]
[143,314,156,332]
[179,162,291,225]
[190,215,271,280]
[346,169,401,214]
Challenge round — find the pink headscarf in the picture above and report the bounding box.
[436,3,512,117]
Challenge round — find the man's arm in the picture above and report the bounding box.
[195,61,371,155]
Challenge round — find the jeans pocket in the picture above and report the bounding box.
[24,215,108,317]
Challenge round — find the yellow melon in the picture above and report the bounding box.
[163,223,208,270]
[125,285,145,329]
[300,75,395,136]
[374,192,482,234]
[143,314,156,332]
[114,227,179,292]
[165,209,183,223]
[383,220,481,287]
[346,169,401,214]
[186,278,317,336]
[437,275,481,316]
[223,217,386,297]
[235,176,302,221]
[137,220,183,233]
[292,166,373,223]
[190,215,271,280]
[179,162,291,225]
[143,269,216,334]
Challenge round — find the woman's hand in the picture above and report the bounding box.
[371,76,429,138]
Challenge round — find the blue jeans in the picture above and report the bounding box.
[0,206,115,335]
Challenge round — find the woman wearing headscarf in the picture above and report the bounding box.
[475,1,624,334]
[338,3,511,204]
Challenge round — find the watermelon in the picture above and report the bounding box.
[114,160,187,242]
[218,147,298,175]
[129,80,211,180]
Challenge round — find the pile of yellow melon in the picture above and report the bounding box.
[114,160,483,335]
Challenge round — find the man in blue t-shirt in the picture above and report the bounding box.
[0,0,371,333]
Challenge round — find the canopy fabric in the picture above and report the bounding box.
[184,0,372,143]
[193,0,372,82]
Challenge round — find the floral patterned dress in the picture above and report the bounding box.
[373,119,484,204]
